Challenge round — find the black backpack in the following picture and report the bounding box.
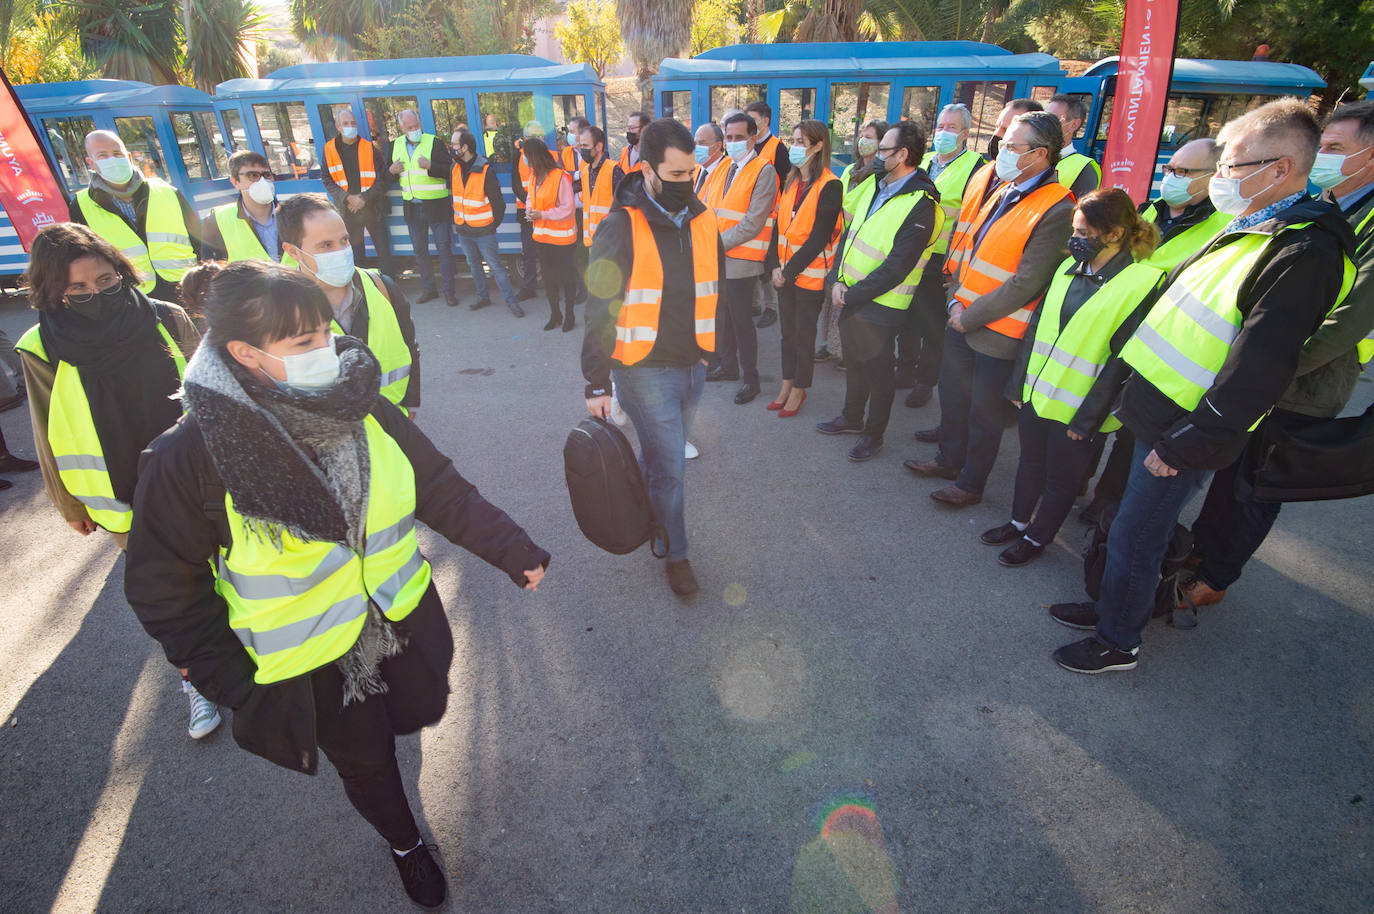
[563,417,666,557]
[1081,501,1197,628]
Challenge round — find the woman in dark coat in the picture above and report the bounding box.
[124,261,550,909]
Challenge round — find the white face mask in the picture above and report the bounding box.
[95,155,133,185]
[247,176,275,206]
[300,246,355,288]
[256,337,340,392]
[405,129,423,144]
[1310,147,1370,190]
[1209,164,1278,216]
[1158,172,1198,208]
[995,146,1026,183]
[340,125,359,141]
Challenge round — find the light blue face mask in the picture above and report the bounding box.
[725,140,750,162]
[932,130,959,155]
[339,126,359,141]
[694,145,710,164]
[95,155,134,185]
[1310,147,1371,189]
[566,131,578,147]
[788,144,809,167]
[405,129,423,144]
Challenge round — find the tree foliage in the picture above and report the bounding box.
[616,0,692,106]
[68,0,182,84]
[555,0,622,78]
[691,0,741,55]
[2,12,91,83]
[185,0,266,91]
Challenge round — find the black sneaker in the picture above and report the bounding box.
[847,436,882,461]
[816,416,863,435]
[757,309,777,329]
[391,843,447,909]
[1049,602,1099,631]
[997,538,1045,567]
[980,522,1022,546]
[814,347,832,362]
[1053,636,1138,674]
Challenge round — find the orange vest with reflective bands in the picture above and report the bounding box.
[619,147,642,175]
[613,207,719,365]
[944,173,1073,340]
[757,135,782,189]
[778,172,843,291]
[561,146,581,180]
[451,161,494,227]
[944,162,999,265]
[325,137,376,193]
[709,155,775,262]
[581,159,618,247]
[526,169,577,245]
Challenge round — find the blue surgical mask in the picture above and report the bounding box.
[301,247,355,288]
[256,337,341,392]
[933,130,959,155]
[1310,147,1370,190]
[566,131,578,147]
[725,140,749,163]
[694,145,710,164]
[340,126,359,141]
[95,155,133,185]
[788,145,809,167]
[1158,172,1197,208]
[405,129,423,144]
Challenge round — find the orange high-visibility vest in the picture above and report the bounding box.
[945,174,1072,340]
[581,158,618,247]
[561,145,581,177]
[451,161,494,227]
[618,147,642,175]
[709,155,775,262]
[324,137,376,193]
[944,162,1001,273]
[777,171,843,291]
[613,207,719,365]
[757,135,782,189]
[696,160,729,204]
[526,169,577,245]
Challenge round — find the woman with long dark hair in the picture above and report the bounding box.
[522,137,580,331]
[123,260,550,908]
[768,120,844,417]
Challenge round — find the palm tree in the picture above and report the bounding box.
[616,0,693,110]
[68,0,182,84]
[185,0,267,91]
[289,0,393,60]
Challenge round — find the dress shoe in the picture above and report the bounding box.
[903,457,958,479]
[417,289,440,304]
[980,521,1022,546]
[445,293,461,308]
[778,390,807,418]
[930,485,982,507]
[506,300,526,318]
[893,370,916,390]
[1179,577,1226,609]
[0,478,12,491]
[816,416,863,435]
[904,383,934,408]
[666,559,698,596]
[847,435,882,462]
[756,308,777,329]
[517,287,538,302]
[705,367,739,383]
[469,297,491,311]
[0,454,39,474]
[734,384,760,405]
[0,390,25,412]
[997,537,1045,567]
[543,312,562,331]
[563,311,576,332]
[912,426,940,443]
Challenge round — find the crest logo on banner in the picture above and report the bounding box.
[1102,0,1183,203]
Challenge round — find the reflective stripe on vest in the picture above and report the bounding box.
[390,134,447,201]
[526,169,577,245]
[709,155,775,261]
[1055,153,1101,196]
[1139,204,1232,272]
[331,269,412,407]
[838,181,944,311]
[582,159,618,247]
[15,319,186,533]
[451,162,494,227]
[75,182,196,292]
[611,206,719,365]
[1023,260,1164,432]
[778,171,842,291]
[920,148,983,258]
[325,137,376,193]
[1122,225,1357,419]
[946,177,1074,338]
[212,202,271,263]
[215,415,431,684]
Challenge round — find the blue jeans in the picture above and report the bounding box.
[935,327,1014,495]
[457,232,518,305]
[1095,439,1210,651]
[404,199,455,296]
[611,362,706,562]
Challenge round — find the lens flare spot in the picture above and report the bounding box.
[723,582,747,606]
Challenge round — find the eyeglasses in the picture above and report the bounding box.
[1215,157,1281,178]
[238,170,274,181]
[876,145,899,154]
[1161,165,1208,177]
[64,275,122,305]
[1001,142,1042,153]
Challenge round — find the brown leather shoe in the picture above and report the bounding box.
[666,559,698,596]
[1179,577,1225,609]
[903,457,959,479]
[930,485,982,507]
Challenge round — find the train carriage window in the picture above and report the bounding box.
[1031,85,1057,106]
[253,101,318,180]
[431,98,470,141]
[477,92,535,163]
[317,103,345,143]
[1062,92,1093,140]
[899,86,940,131]
[113,116,168,181]
[171,112,214,181]
[661,90,691,122]
[954,80,1013,155]
[709,84,766,123]
[222,109,248,152]
[363,96,419,149]
[1204,93,1270,137]
[194,111,230,176]
[42,115,96,192]
[552,94,586,137]
[778,87,817,133]
[830,82,891,158]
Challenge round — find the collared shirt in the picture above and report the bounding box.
[722,148,757,190]
[332,282,359,335]
[694,155,725,194]
[970,167,1057,251]
[927,151,963,181]
[867,169,909,218]
[1153,198,1210,238]
[1224,191,1307,234]
[1061,144,1077,158]
[1336,182,1374,213]
[645,186,689,228]
[246,200,279,261]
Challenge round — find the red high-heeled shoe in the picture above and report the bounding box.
[766,398,786,411]
[778,390,807,418]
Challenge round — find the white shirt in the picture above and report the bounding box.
[1061,144,1078,158]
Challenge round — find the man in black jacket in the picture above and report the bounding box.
[320,107,398,280]
[1049,98,1357,674]
[582,119,727,597]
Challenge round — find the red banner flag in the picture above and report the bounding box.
[0,67,69,251]
[1101,0,1182,204]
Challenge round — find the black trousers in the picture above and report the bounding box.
[896,267,948,386]
[715,276,760,386]
[1011,402,1099,544]
[1090,428,1136,505]
[344,205,399,280]
[535,241,578,313]
[778,283,824,387]
[572,210,588,297]
[840,309,900,440]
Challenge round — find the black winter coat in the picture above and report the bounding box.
[124,399,550,774]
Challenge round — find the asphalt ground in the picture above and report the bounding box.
[0,277,1371,913]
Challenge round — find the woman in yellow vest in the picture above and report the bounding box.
[982,190,1164,566]
[124,261,550,909]
[768,120,843,418]
[521,138,580,331]
[13,223,217,740]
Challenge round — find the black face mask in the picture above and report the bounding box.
[988,136,1001,160]
[65,282,127,321]
[651,174,694,212]
[626,131,640,147]
[579,147,595,165]
[1068,234,1106,263]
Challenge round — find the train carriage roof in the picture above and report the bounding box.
[215,55,603,97]
[15,80,216,110]
[1081,57,1325,92]
[658,41,1064,79]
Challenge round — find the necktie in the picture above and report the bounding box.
[972,188,1022,251]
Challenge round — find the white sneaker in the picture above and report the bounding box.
[684,441,699,460]
[183,679,222,740]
